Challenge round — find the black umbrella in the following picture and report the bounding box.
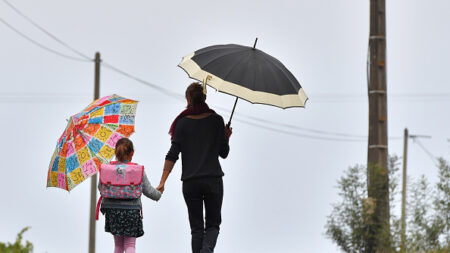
[178,39,308,126]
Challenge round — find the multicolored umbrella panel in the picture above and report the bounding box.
[47,94,138,191]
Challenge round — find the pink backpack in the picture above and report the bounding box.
[96,161,145,220]
[98,161,144,199]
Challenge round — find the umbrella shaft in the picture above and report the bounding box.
[227,97,239,127]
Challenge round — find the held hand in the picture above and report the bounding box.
[156,183,165,193]
[225,125,232,139]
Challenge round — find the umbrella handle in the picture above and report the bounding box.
[227,97,239,128]
[203,75,212,94]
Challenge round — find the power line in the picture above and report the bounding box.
[0,3,417,142]
[231,117,368,142]
[0,17,401,142]
[214,104,369,138]
[0,89,404,140]
[5,0,449,103]
[313,98,450,102]
[0,7,373,141]
[101,61,185,101]
[0,17,90,62]
[2,0,92,61]
[312,92,450,98]
[216,105,368,138]
[412,138,438,166]
[100,64,376,141]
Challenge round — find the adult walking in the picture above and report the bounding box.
[157,82,232,253]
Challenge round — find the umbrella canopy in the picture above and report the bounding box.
[47,94,138,191]
[178,43,308,109]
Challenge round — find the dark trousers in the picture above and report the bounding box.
[183,177,223,253]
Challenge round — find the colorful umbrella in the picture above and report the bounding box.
[47,94,138,191]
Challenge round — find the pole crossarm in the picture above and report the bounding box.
[410,134,432,139]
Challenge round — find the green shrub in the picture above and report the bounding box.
[0,227,33,253]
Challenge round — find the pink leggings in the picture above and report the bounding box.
[113,236,136,253]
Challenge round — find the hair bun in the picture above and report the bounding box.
[115,138,134,162]
[186,82,206,105]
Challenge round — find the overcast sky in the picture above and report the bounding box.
[1,0,449,252]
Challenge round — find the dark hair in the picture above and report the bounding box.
[185,82,206,106]
[115,138,134,162]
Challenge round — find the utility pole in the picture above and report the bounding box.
[367,0,390,252]
[399,129,431,252]
[400,128,408,253]
[89,52,101,253]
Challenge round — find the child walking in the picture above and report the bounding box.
[97,138,161,253]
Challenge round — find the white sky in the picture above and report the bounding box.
[0,0,449,252]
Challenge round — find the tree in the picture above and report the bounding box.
[0,227,33,253]
[325,156,449,252]
[406,158,449,252]
[435,158,450,246]
[325,164,369,253]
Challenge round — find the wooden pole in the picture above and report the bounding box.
[400,128,408,253]
[367,0,390,252]
[89,52,101,253]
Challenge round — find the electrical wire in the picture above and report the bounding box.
[0,6,382,141]
[366,40,370,95]
[0,2,425,142]
[0,88,404,141]
[230,117,367,142]
[412,138,438,166]
[100,62,376,141]
[5,0,449,102]
[312,92,450,98]
[2,0,93,61]
[0,16,404,142]
[213,104,368,138]
[0,17,90,62]
[101,61,185,101]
